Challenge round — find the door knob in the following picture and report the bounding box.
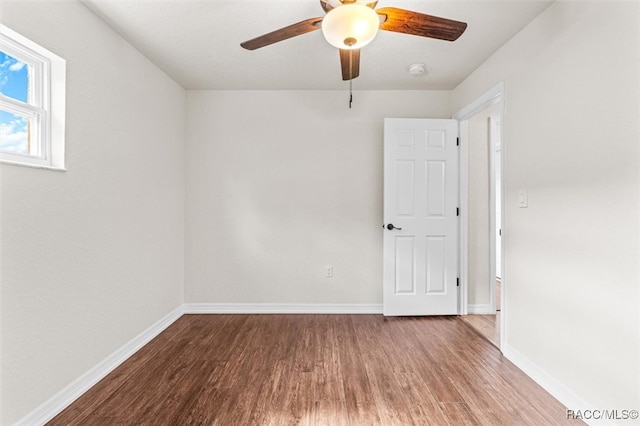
[386,223,402,231]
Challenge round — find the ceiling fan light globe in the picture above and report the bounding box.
[321,4,380,50]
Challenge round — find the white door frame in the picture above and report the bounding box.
[452,83,506,347]
[489,116,502,287]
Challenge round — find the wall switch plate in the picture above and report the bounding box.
[325,265,334,278]
[518,189,528,208]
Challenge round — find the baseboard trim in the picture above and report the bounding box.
[15,305,184,426]
[502,344,611,426]
[183,303,383,314]
[467,304,494,314]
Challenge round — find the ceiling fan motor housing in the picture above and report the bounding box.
[320,0,379,14]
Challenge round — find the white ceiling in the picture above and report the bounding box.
[81,0,553,90]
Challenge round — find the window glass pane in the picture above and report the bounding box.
[0,51,30,103]
[0,109,31,155]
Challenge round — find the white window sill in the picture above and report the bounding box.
[0,159,66,172]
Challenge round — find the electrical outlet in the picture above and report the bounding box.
[325,265,334,278]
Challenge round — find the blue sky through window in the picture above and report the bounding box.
[0,51,30,155]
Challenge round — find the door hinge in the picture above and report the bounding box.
[456,278,460,287]
[456,207,459,216]
[456,137,460,146]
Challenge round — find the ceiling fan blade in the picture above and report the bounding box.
[339,49,360,81]
[241,18,323,50]
[376,7,467,41]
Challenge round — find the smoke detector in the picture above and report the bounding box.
[408,63,427,76]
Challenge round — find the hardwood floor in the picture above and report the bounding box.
[49,315,579,425]
[460,280,501,346]
[459,313,500,347]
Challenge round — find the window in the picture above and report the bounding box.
[0,25,66,170]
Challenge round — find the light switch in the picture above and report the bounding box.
[518,190,528,208]
[325,265,334,278]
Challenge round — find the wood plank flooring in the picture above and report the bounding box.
[49,315,580,425]
[460,280,502,346]
[459,313,500,347]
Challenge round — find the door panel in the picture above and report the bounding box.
[383,118,459,316]
[395,237,415,294]
[426,236,446,293]
[395,161,415,216]
[426,161,446,216]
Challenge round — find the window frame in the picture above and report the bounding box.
[0,25,66,170]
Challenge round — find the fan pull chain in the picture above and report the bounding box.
[349,78,353,109]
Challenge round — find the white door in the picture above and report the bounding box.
[383,118,459,316]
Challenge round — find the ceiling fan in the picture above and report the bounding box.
[240,0,467,81]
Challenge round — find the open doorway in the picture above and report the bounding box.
[454,84,504,349]
[490,117,502,315]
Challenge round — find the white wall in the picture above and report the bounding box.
[185,90,451,305]
[0,1,186,424]
[453,0,639,414]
